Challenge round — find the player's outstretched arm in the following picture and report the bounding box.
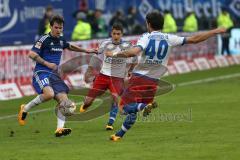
[28,51,57,70]
[68,44,98,54]
[105,46,142,58]
[186,27,226,44]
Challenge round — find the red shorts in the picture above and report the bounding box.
[120,74,158,107]
[87,73,124,99]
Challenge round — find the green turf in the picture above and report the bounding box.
[0,65,240,160]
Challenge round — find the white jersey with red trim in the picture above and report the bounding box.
[132,31,186,79]
[98,39,136,78]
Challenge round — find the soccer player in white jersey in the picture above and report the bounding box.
[80,23,137,130]
[105,11,226,141]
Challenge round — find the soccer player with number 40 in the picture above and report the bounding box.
[105,11,226,141]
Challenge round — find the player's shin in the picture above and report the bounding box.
[115,113,137,137]
[57,108,66,129]
[23,95,45,112]
[123,103,147,113]
[107,103,118,126]
[55,108,71,137]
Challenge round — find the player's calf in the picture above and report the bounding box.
[106,103,118,130]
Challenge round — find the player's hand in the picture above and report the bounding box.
[215,27,227,34]
[86,48,98,54]
[46,62,58,70]
[105,51,113,57]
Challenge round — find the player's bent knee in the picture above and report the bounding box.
[42,91,55,101]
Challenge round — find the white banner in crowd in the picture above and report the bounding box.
[229,29,240,54]
[187,62,198,71]
[218,28,240,55]
[173,60,191,74]
[215,56,229,67]
[194,58,211,70]
[0,83,22,100]
[19,85,35,96]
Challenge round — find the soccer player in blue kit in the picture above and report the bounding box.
[18,15,97,137]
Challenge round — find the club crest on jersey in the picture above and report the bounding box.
[60,40,63,47]
[105,43,115,50]
[35,42,42,49]
[120,42,131,50]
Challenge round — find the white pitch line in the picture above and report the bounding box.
[0,108,52,120]
[1,72,240,120]
[0,102,83,120]
[177,72,240,87]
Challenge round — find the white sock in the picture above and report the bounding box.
[57,109,66,129]
[23,95,44,112]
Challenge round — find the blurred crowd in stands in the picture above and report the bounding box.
[38,5,238,55]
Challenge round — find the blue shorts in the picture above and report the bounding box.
[32,71,69,95]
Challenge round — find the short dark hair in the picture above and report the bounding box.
[46,5,53,12]
[50,15,64,26]
[146,11,164,30]
[112,23,123,33]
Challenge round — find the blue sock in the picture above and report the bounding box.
[123,103,147,114]
[116,113,137,137]
[115,103,146,137]
[107,103,118,126]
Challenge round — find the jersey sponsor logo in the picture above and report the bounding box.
[145,59,163,64]
[106,43,115,50]
[51,48,63,52]
[105,57,124,64]
[35,41,42,49]
[119,42,132,50]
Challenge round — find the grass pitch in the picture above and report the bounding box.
[0,65,240,160]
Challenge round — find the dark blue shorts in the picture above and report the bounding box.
[32,71,69,95]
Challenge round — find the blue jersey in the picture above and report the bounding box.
[31,33,70,72]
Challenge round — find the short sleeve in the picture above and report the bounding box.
[31,40,43,54]
[136,33,149,50]
[167,34,186,46]
[98,40,109,54]
[62,39,70,49]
